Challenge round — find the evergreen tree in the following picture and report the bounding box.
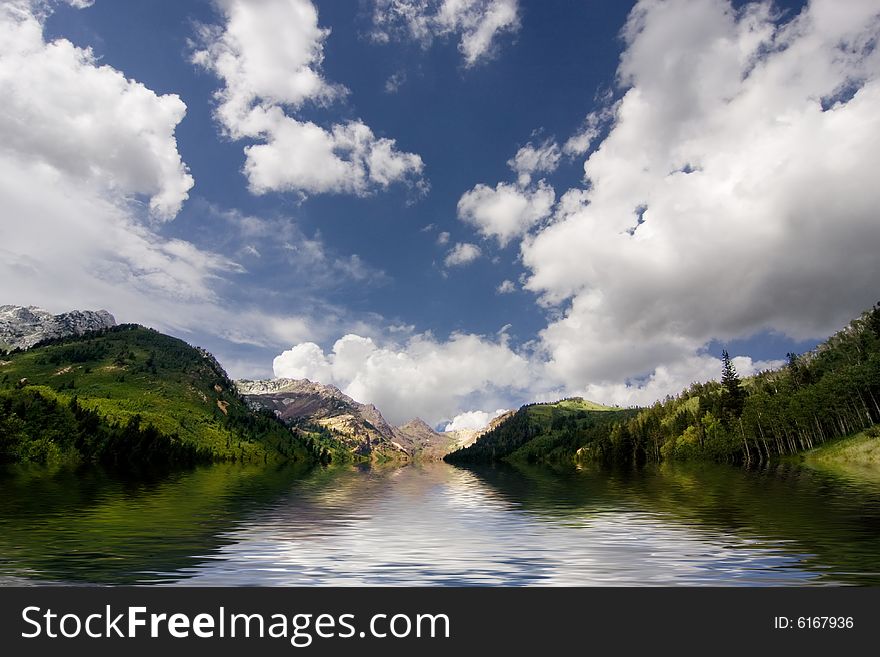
[721,349,746,418]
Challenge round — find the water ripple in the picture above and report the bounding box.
[0,460,878,585]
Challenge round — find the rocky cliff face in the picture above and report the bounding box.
[235,378,413,458]
[0,305,116,351]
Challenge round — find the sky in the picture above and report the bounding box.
[2,0,879,430]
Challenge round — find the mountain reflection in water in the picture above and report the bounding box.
[1,459,878,585]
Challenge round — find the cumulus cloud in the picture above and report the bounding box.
[238,114,425,196]
[444,242,482,267]
[436,231,451,245]
[456,133,558,247]
[370,0,520,66]
[457,181,555,247]
[444,408,509,432]
[0,2,323,361]
[0,0,193,219]
[273,332,530,424]
[520,0,880,400]
[508,138,561,186]
[193,0,425,197]
[0,0,204,300]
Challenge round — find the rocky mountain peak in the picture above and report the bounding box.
[398,418,437,434]
[0,305,116,351]
[236,377,349,400]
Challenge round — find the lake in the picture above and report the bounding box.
[1,459,879,585]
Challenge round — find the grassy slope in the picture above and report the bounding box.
[0,325,309,464]
[446,398,638,464]
[795,430,880,485]
[803,430,880,466]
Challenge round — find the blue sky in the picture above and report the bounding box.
[3,0,879,427]
[42,0,626,345]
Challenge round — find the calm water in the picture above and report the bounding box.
[1,459,879,586]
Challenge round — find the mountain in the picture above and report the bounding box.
[236,378,412,460]
[445,398,639,465]
[235,378,505,461]
[0,325,311,466]
[396,418,456,460]
[0,305,116,351]
[396,417,440,445]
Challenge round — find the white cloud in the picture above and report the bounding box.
[563,94,617,157]
[273,332,530,425]
[552,188,591,222]
[238,112,425,196]
[1,157,220,311]
[457,181,555,246]
[444,242,482,267]
[444,408,509,432]
[517,0,880,401]
[0,123,324,355]
[436,231,451,245]
[272,342,334,384]
[508,138,561,186]
[0,2,326,361]
[193,0,424,197]
[496,279,516,294]
[191,0,340,120]
[0,0,193,220]
[370,0,520,66]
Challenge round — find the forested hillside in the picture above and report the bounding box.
[598,304,880,466]
[445,398,638,464]
[448,304,880,467]
[0,325,312,467]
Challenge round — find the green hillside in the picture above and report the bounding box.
[792,427,880,486]
[0,325,310,466]
[802,427,880,467]
[445,398,639,464]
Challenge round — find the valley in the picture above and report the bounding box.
[3,303,880,472]
[1,303,880,588]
